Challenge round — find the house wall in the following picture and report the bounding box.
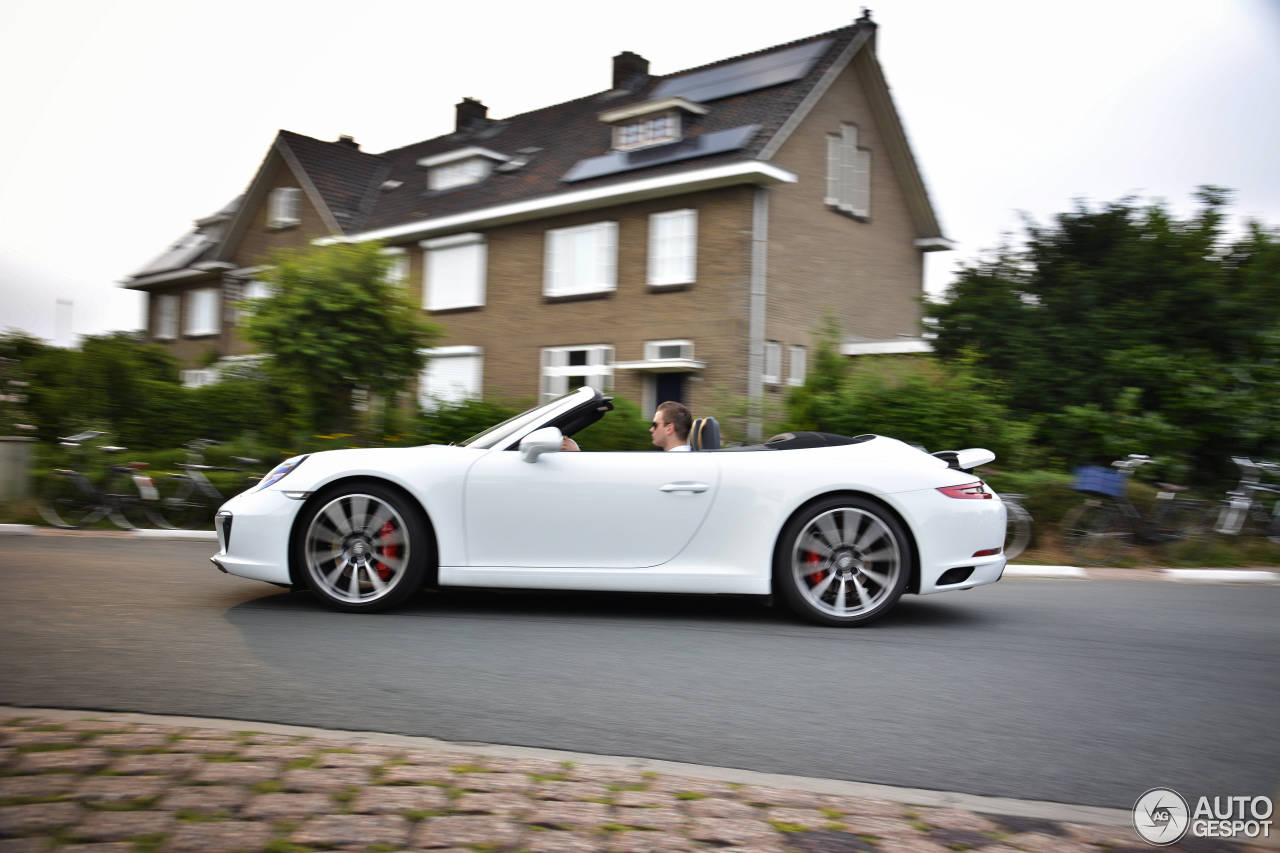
[764,51,926,391]
[391,185,756,416]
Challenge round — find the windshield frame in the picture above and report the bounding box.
[460,386,602,450]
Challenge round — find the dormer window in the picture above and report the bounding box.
[418,147,510,191]
[599,97,707,152]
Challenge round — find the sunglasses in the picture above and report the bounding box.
[651,421,666,429]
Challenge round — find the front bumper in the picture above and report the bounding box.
[208,487,301,585]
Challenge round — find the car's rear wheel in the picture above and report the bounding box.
[774,496,910,626]
[297,483,429,612]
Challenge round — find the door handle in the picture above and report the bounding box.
[660,482,709,494]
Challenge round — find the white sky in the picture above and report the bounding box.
[1,0,1278,345]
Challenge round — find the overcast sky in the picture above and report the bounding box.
[2,0,1277,345]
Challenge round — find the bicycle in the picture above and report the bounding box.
[151,439,262,529]
[1214,457,1280,542]
[1060,454,1211,565]
[37,431,161,530]
[1001,493,1033,561]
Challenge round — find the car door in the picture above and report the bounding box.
[463,449,720,568]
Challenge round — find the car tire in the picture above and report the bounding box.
[295,482,430,613]
[774,495,911,627]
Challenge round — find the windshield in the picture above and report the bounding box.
[461,388,594,450]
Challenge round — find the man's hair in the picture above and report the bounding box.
[656,401,692,441]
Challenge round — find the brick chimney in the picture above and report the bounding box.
[455,97,488,132]
[336,135,359,149]
[612,51,649,89]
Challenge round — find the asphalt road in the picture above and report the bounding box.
[1,534,1276,810]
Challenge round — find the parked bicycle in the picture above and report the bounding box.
[1061,454,1211,565]
[151,439,262,529]
[37,431,161,530]
[1215,457,1280,542]
[1001,493,1033,561]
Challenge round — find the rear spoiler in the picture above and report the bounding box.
[932,448,996,474]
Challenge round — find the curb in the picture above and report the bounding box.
[1003,565,1087,579]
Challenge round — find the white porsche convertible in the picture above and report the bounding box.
[211,386,1007,626]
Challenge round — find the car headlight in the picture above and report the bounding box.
[257,455,308,491]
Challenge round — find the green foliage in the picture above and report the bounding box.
[242,241,441,434]
[572,396,653,451]
[927,188,1280,484]
[410,398,523,446]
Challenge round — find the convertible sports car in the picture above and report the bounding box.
[211,386,1007,626]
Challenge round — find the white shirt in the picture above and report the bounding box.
[668,444,691,452]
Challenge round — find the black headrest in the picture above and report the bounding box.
[690,416,721,451]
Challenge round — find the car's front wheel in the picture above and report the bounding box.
[296,483,429,612]
[774,496,911,626]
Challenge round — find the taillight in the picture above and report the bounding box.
[937,482,992,499]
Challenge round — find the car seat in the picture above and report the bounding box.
[689,416,721,451]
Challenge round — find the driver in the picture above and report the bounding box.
[558,400,692,451]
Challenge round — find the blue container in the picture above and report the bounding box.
[1073,465,1127,497]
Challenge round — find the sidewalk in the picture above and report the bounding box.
[1,708,1268,853]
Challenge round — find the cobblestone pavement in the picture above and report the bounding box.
[2,711,1273,853]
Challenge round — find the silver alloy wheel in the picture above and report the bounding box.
[790,507,903,618]
[304,493,411,605]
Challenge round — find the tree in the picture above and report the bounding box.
[242,242,441,435]
[926,188,1280,481]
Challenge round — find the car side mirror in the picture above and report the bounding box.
[519,427,563,463]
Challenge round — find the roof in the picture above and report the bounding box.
[128,15,945,284]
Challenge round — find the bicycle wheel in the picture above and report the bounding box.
[1061,501,1129,566]
[1003,501,1033,561]
[151,475,208,529]
[105,471,162,531]
[38,474,104,529]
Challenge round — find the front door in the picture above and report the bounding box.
[463,449,719,568]
[654,373,686,405]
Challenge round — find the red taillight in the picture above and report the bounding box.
[972,548,1001,557]
[937,482,992,500]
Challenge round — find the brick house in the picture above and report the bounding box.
[124,13,948,437]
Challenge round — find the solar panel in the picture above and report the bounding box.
[650,39,832,103]
[562,124,761,183]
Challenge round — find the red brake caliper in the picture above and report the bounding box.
[374,521,397,581]
[806,551,824,585]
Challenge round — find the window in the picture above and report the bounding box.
[544,222,617,298]
[418,346,484,409]
[154,294,179,340]
[613,113,680,150]
[541,345,614,400]
[238,280,273,321]
[422,233,486,311]
[429,158,492,191]
[644,340,694,361]
[763,340,781,385]
[825,123,871,218]
[788,345,807,386]
[268,187,301,228]
[383,249,409,288]
[181,369,218,388]
[184,287,221,337]
[648,209,697,287]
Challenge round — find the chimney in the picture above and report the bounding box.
[336,135,359,150]
[455,97,488,132]
[612,51,649,90]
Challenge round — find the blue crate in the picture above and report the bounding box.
[1073,465,1127,497]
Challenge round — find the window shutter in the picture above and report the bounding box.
[826,134,841,204]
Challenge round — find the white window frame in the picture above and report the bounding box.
[825,123,871,218]
[181,369,218,389]
[788,345,807,386]
[544,222,618,298]
[421,233,487,311]
[268,187,301,228]
[154,293,179,340]
[647,209,698,287]
[429,158,493,191]
[613,111,680,151]
[763,340,782,385]
[238,279,273,321]
[183,287,221,337]
[541,344,614,400]
[418,346,484,410]
[644,339,694,362]
[382,247,409,288]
